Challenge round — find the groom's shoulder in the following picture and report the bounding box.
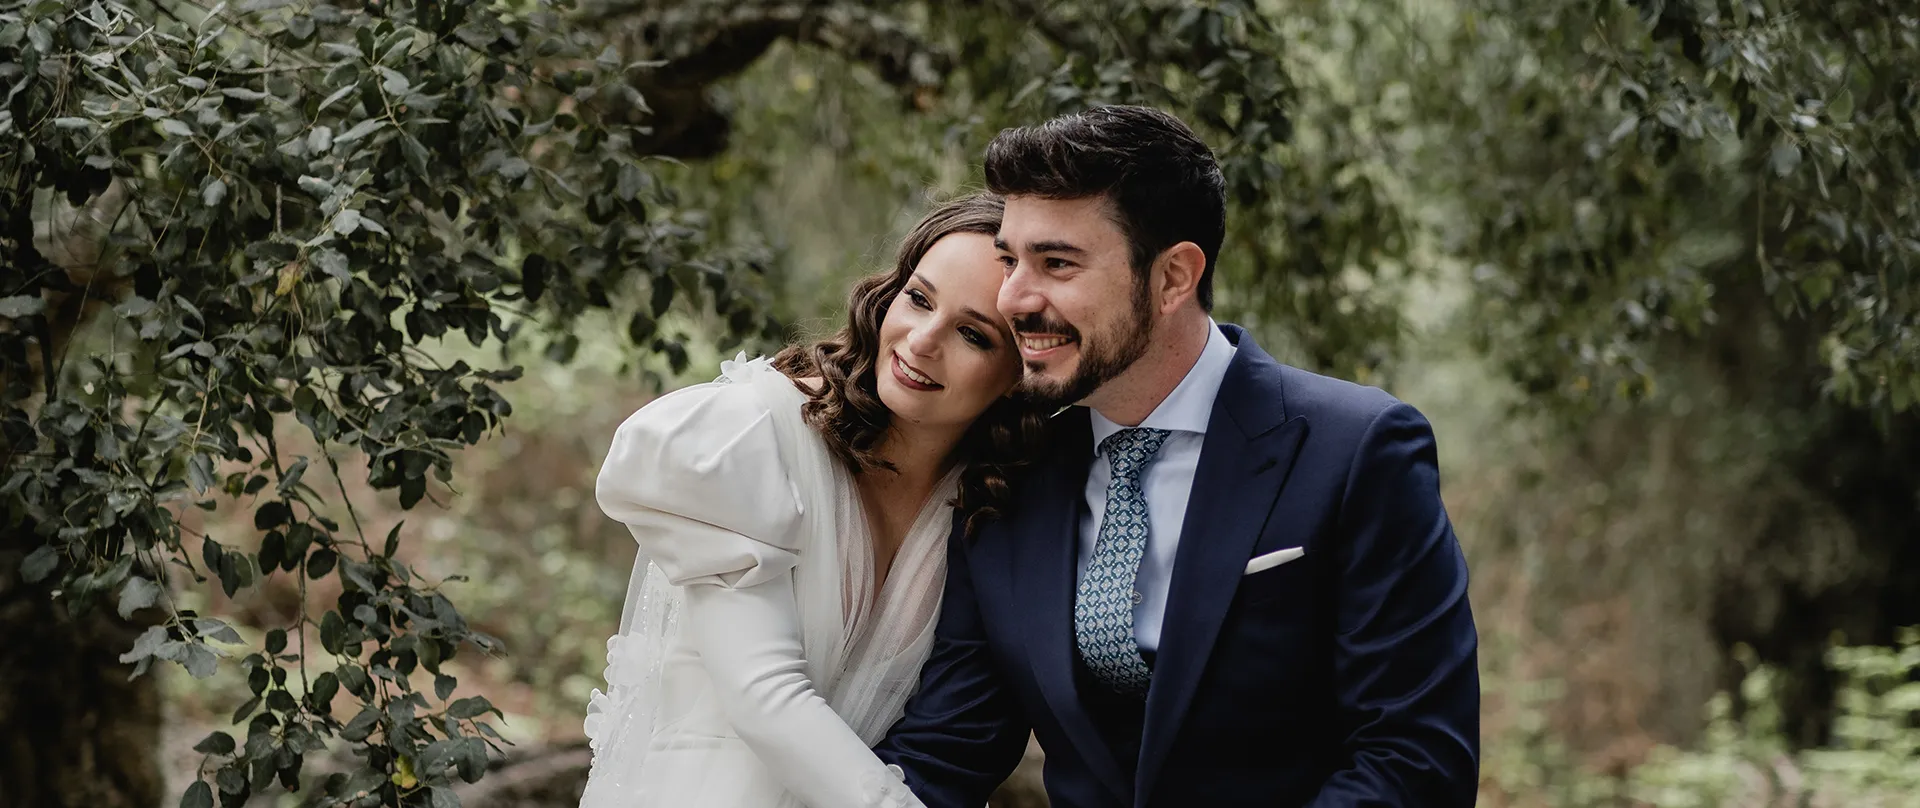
[1263,361,1415,439]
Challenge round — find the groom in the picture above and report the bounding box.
[874,105,1480,807]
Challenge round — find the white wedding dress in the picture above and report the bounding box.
[579,356,952,808]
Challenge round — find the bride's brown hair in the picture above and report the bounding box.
[772,193,1047,537]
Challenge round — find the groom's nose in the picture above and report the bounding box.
[997,259,1045,319]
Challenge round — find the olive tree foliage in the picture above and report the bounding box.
[1438,0,1917,419]
[2,0,1421,804]
[591,0,1425,378]
[0,0,779,804]
[1419,0,1919,745]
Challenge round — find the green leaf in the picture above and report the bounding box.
[435,673,457,702]
[201,177,228,208]
[0,295,47,318]
[193,731,237,755]
[1828,89,1854,121]
[118,576,162,618]
[402,135,431,176]
[340,705,381,741]
[296,175,334,199]
[230,695,262,724]
[307,548,337,578]
[333,209,363,236]
[187,454,216,493]
[310,247,350,282]
[286,13,316,42]
[627,312,656,345]
[21,544,59,583]
[650,280,674,318]
[383,522,402,557]
[446,695,494,720]
[183,643,218,679]
[1770,140,1803,177]
[377,66,411,95]
[264,629,287,655]
[335,118,386,144]
[254,501,292,530]
[119,625,169,663]
[195,618,244,645]
[316,82,356,112]
[320,610,345,655]
[429,786,461,808]
[160,118,193,137]
[339,663,372,699]
[310,670,340,708]
[181,781,213,808]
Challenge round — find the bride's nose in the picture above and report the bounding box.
[904,321,942,358]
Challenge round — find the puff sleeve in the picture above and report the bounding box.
[595,382,805,590]
[593,380,925,808]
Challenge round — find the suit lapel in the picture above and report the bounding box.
[1136,328,1308,801]
[1015,409,1132,801]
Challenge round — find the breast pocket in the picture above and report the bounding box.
[1236,546,1314,607]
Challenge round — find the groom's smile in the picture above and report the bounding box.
[994,195,1156,410]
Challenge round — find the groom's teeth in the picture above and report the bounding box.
[1022,335,1072,351]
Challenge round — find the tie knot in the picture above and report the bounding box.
[1100,427,1171,479]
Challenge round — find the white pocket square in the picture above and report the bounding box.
[1244,547,1306,575]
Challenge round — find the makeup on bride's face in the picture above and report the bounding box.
[875,232,1020,429]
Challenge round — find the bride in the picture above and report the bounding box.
[579,194,1041,808]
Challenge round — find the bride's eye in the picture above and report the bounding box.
[905,288,932,310]
[960,326,992,350]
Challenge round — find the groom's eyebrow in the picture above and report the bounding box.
[993,236,1087,255]
[1027,240,1087,255]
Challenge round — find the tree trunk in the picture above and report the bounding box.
[0,542,165,808]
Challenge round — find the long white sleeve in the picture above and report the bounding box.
[683,576,924,808]
[594,377,925,808]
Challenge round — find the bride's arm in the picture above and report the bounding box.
[597,379,919,807]
[683,573,923,808]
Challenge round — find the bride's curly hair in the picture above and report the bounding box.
[772,193,1049,538]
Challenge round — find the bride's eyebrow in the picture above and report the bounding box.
[916,276,1008,341]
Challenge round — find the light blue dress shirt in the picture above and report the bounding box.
[1078,320,1237,653]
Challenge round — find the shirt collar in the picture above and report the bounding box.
[1089,319,1238,455]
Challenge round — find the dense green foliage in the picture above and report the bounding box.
[4,0,1916,805]
[1,0,775,803]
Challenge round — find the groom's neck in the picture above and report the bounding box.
[1085,309,1212,427]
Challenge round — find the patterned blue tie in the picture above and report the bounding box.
[1075,427,1172,695]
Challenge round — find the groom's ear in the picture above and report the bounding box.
[1153,241,1207,314]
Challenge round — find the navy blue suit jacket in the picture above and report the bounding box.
[875,325,1479,807]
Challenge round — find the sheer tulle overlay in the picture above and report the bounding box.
[580,356,952,808]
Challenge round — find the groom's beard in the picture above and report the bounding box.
[1015,279,1154,410]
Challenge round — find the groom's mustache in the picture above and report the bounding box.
[1011,314,1079,341]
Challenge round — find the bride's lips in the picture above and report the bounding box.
[891,353,943,391]
[1017,332,1077,362]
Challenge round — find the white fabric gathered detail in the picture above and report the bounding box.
[580,354,947,808]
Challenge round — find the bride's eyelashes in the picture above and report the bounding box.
[904,287,999,352]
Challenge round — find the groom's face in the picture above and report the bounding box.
[994,194,1154,409]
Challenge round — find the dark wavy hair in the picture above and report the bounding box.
[772,193,1047,537]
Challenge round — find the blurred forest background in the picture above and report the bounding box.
[3,0,1917,806]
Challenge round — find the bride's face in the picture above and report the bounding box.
[876,232,1021,430]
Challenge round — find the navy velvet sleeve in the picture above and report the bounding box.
[873,521,1032,808]
[1306,402,1480,807]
